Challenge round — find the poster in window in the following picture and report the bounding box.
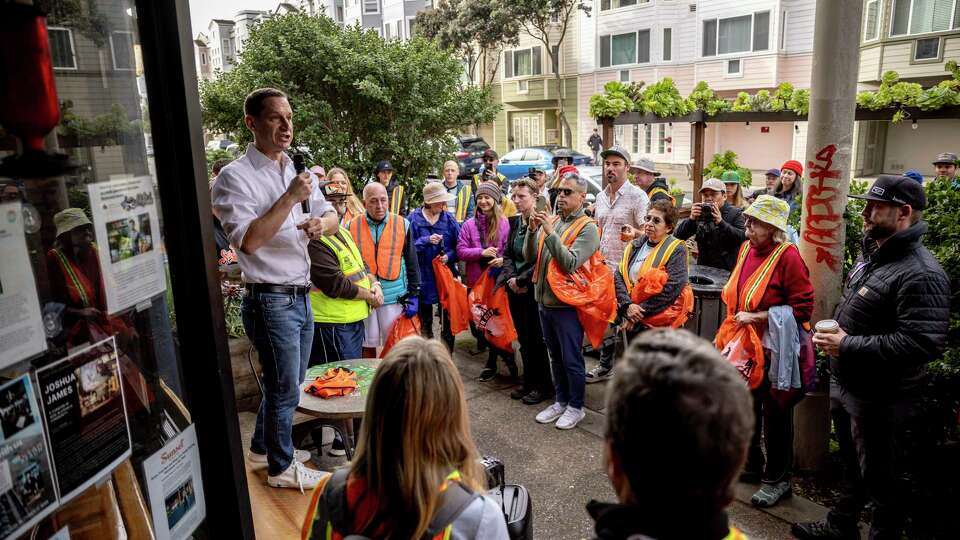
[36,336,132,502]
[87,177,166,314]
[0,202,47,368]
[0,374,58,539]
[143,424,206,540]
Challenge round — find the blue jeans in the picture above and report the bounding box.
[242,291,313,476]
[539,306,586,410]
[310,321,365,366]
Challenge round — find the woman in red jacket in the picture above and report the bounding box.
[715,195,814,509]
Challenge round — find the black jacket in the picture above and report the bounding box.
[587,500,733,540]
[645,178,673,204]
[833,223,950,399]
[674,203,746,271]
[614,235,688,317]
[498,215,536,290]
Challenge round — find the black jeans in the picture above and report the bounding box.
[418,302,454,351]
[827,379,916,539]
[744,375,798,484]
[508,287,552,394]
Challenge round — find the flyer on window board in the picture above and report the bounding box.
[0,202,47,368]
[36,336,132,503]
[0,374,59,539]
[87,177,166,314]
[143,424,206,540]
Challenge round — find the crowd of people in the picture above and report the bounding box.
[210,88,953,539]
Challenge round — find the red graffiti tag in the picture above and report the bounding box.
[803,144,842,271]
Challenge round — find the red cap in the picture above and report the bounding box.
[781,160,803,177]
[556,165,580,177]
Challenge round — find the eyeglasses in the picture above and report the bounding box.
[643,215,664,225]
[557,188,581,196]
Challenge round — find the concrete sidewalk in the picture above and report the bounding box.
[453,338,831,539]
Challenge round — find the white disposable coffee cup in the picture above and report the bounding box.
[815,319,839,334]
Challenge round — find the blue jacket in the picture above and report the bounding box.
[409,208,461,304]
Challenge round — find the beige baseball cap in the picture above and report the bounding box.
[699,178,726,193]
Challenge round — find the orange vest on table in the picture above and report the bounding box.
[536,214,617,349]
[348,213,404,281]
[714,241,793,389]
[619,235,694,329]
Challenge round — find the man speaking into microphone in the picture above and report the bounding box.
[213,88,338,490]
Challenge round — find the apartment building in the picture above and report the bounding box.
[194,33,213,82]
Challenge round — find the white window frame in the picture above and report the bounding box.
[779,10,788,50]
[701,11,771,57]
[363,0,380,15]
[863,0,883,42]
[657,124,667,154]
[724,58,744,78]
[619,69,630,82]
[614,125,625,146]
[384,22,391,39]
[912,36,943,61]
[599,0,650,12]
[406,16,416,39]
[662,27,672,61]
[600,30,651,68]
[48,27,78,71]
[644,124,652,154]
[110,31,135,71]
[517,79,529,94]
[632,124,640,154]
[504,46,542,79]
[890,0,959,37]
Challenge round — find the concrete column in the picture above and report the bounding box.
[795,0,863,472]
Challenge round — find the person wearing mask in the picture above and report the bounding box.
[212,88,338,490]
[327,167,364,225]
[721,170,747,208]
[674,179,746,271]
[588,329,753,540]
[498,179,553,405]
[410,182,461,351]
[794,175,949,540]
[586,145,649,384]
[526,172,602,430]
[715,195,814,509]
[373,160,408,216]
[349,182,421,358]
[630,158,673,205]
[440,159,475,224]
[301,337,509,540]
[457,181,516,381]
[750,168,781,202]
[774,160,803,214]
[614,199,690,337]
[587,128,603,164]
[931,151,958,186]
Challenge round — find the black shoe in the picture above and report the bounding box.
[521,390,549,405]
[479,367,497,382]
[510,388,528,400]
[792,519,859,540]
[328,433,346,457]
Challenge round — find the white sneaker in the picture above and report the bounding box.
[248,449,311,470]
[555,406,586,430]
[267,461,329,493]
[535,402,567,424]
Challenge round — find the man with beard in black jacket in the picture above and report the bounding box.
[674,178,746,271]
[794,175,950,540]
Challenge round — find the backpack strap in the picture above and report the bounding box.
[319,468,353,538]
[423,481,481,539]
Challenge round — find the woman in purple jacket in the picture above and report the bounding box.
[457,181,516,382]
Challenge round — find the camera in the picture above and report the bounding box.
[697,203,714,221]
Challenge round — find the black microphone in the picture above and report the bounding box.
[293,154,309,214]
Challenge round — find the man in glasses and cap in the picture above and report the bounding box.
[794,175,949,540]
[373,159,408,216]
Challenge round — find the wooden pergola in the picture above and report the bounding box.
[598,105,960,201]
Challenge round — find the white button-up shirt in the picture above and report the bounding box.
[594,179,649,270]
[212,143,334,286]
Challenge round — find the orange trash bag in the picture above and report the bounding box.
[381,315,422,358]
[630,267,669,305]
[642,284,694,329]
[432,256,471,335]
[715,319,765,389]
[547,251,617,350]
[468,270,518,352]
[305,367,358,399]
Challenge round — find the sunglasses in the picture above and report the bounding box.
[643,214,664,225]
[557,187,582,196]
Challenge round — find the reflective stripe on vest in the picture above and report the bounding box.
[534,214,592,279]
[455,184,472,223]
[722,241,793,315]
[349,213,405,281]
[618,236,683,293]
[310,229,371,324]
[647,186,675,205]
[50,248,95,307]
[390,184,405,215]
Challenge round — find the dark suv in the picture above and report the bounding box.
[454,135,490,177]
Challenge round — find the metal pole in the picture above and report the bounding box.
[794,0,863,472]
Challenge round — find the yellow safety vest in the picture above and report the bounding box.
[309,229,371,324]
[455,184,473,223]
[618,235,684,292]
[647,186,676,205]
[389,184,405,215]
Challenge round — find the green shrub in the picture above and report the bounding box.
[703,150,752,188]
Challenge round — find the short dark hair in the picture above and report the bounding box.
[244,88,287,118]
[211,158,233,176]
[512,179,539,196]
[648,198,678,230]
[605,329,753,511]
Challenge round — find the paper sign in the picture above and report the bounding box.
[87,177,166,314]
[0,202,47,368]
[143,425,206,540]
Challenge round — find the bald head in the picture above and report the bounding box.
[363,181,389,221]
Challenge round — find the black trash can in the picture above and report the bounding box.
[684,265,731,341]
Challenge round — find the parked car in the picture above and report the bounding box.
[206,139,234,151]
[454,135,490,177]
[497,147,594,180]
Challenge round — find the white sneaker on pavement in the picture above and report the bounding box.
[248,449,311,470]
[555,406,586,430]
[267,461,329,493]
[535,402,567,424]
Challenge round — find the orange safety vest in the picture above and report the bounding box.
[714,241,793,388]
[348,213,405,281]
[49,247,100,308]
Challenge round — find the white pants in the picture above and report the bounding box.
[363,303,404,348]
